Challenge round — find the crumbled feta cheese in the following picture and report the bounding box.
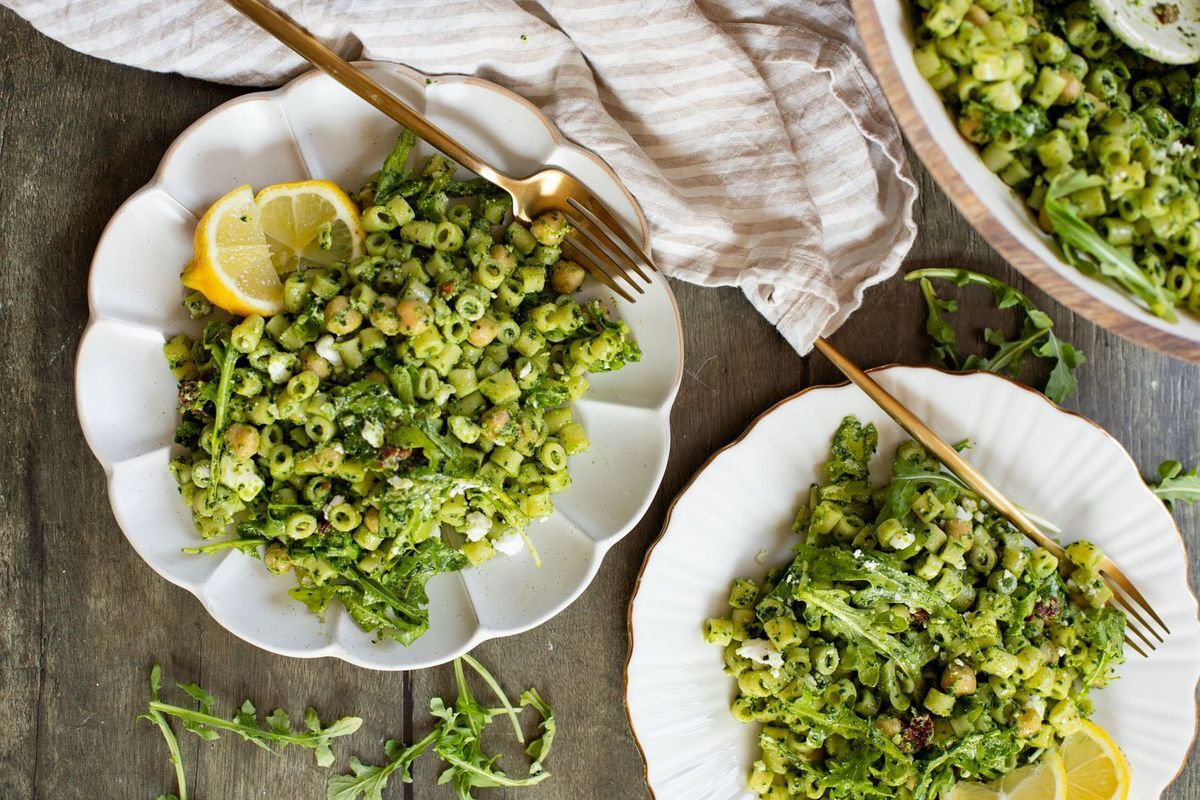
[387,475,414,491]
[266,356,291,384]
[315,335,342,368]
[462,511,491,542]
[492,530,524,555]
[409,283,433,303]
[852,548,862,558]
[1169,140,1194,157]
[756,548,769,564]
[736,639,785,670]
[518,360,533,379]
[361,420,384,448]
[954,505,972,521]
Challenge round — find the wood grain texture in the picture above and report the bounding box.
[0,6,1196,799]
[849,0,1200,364]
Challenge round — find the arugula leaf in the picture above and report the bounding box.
[523,379,570,411]
[581,300,642,372]
[1151,460,1200,509]
[824,417,877,483]
[519,688,556,773]
[1044,172,1177,322]
[199,322,239,504]
[139,665,189,800]
[912,731,1020,800]
[374,129,417,203]
[144,668,362,769]
[784,565,935,678]
[1037,333,1085,405]
[180,537,265,556]
[877,457,973,523]
[905,268,1086,403]
[326,732,439,800]
[782,693,908,763]
[328,537,469,645]
[329,656,556,800]
[917,277,962,369]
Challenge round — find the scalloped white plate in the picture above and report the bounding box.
[627,367,1200,799]
[75,62,682,670]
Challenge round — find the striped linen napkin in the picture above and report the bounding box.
[6,0,917,354]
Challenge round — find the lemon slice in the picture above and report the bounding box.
[255,179,363,274]
[182,184,282,317]
[950,752,1067,800]
[1061,721,1130,800]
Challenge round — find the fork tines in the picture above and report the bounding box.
[559,196,656,303]
[1102,566,1169,657]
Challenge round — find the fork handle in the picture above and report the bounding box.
[812,337,1066,559]
[224,0,512,188]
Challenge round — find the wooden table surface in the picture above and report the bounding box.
[2,8,1197,799]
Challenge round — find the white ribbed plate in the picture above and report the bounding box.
[627,367,1199,799]
[75,63,683,670]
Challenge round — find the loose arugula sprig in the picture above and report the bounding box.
[141,664,362,798]
[140,666,188,800]
[1045,172,1177,322]
[1151,461,1200,509]
[905,268,1086,404]
[327,654,557,800]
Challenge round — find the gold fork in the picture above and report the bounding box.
[225,0,656,302]
[814,336,1169,657]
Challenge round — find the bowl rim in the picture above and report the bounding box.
[75,60,684,670]
[622,363,1199,798]
[849,0,1200,364]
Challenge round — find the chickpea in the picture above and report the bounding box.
[551,260,586,294]
[945,518,971,540]
[874,717,902,738]
[529,210,570,246]
[481,406,513,440]
[264,542,292,575]
[964,5,989,25]
[314,445,344,474]
[365,369,389,384]
[1057,72,1082,103]
[224,423,260,460]
[1015,707,1042,738]
[369,295,401,336]
[940,663,977,697]
[467,315,500,347]
[957,110,985,143]
[324,295,363,335]
[299,349,331,380]
[396,298,434,336]
[364,506,380,533]
[487,243,518,272]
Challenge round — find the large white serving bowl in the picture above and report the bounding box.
[851,0,1200,363]
[627,366,1200,799]
[75,62,682,670]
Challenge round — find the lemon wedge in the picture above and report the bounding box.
[255,179,363,274]
[950,751,1067,800]
[181,180,363,317]
[182,184,281,317]
[1061,721,1130,800]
